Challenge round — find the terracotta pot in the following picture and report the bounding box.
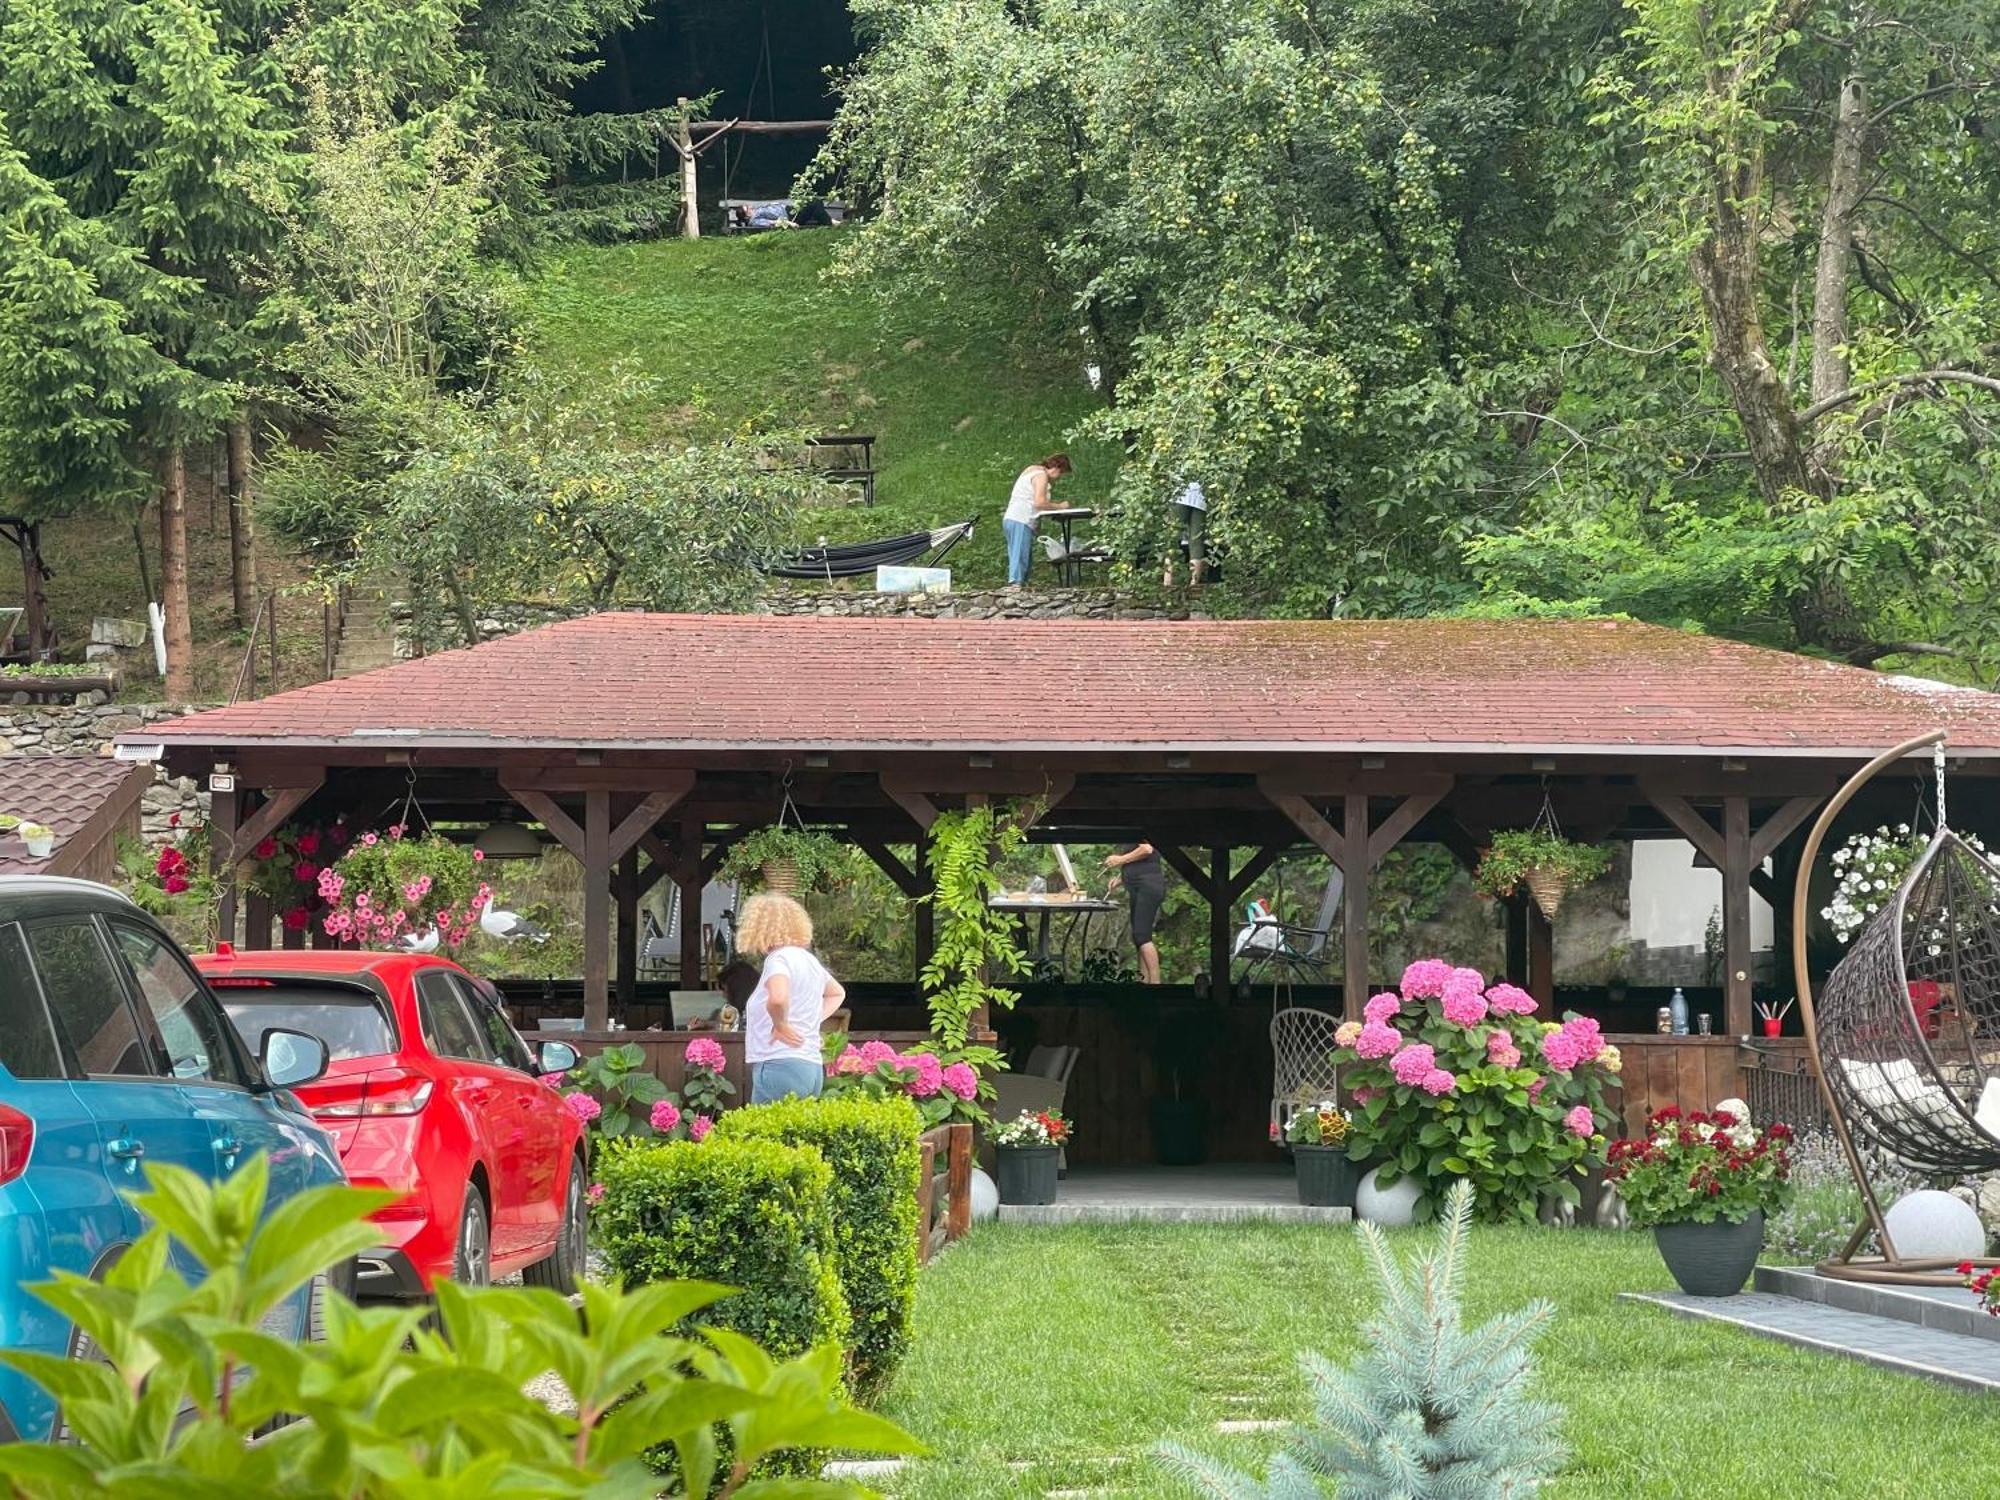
[1654,1210,1765,1296]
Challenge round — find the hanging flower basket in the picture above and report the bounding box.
[315,825,492,950]
[760,857,801,895]
[1523,867,1569,921]
[1474,829,1613,920]
[718,826,851,894]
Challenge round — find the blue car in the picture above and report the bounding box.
[0,876,346,1442]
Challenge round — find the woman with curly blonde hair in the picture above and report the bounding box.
[737,891,845,1104]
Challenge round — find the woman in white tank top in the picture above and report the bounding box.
[1002,451,1072,586]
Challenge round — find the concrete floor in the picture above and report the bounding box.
[995,1163,1351,1224]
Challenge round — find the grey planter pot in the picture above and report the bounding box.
[1293,1146,1360,1208]
[996,1145,1060,1206]
[1653,1210,1765,1296]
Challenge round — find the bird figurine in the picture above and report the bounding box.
[396,927,441,954]
[479,906,549,944]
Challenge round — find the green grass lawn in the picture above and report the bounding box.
[516,232,1116,590]
[875,1222,2000,1499]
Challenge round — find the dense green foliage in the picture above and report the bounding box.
[715,1093,924,1395]
[595,1137,852,1365]
[1158,1183,1563,1498]
[922,805,1030,1048]
[0,1155,916,1497]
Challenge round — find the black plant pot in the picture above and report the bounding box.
[1654,1211,1765,1296]
[996,1145,1061,1205]
[1151,1098,1208,1166]
[1293,1145,1360,1208]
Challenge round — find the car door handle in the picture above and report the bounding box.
[108,1137,144,1161]
[215,1134,242,1158]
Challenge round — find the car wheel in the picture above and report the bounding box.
[452,1187,491,1288]
[522,1156,587,1293]
[52,1321,109,1443]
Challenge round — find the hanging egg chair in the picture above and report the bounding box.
[1794,729,2000,1284]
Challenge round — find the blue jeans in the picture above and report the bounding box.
[751,1058,825,1105]
[1003,519,1035,584]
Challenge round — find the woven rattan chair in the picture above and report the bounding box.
[1270,1007,1344,1142]
[1796,730,2000,1283]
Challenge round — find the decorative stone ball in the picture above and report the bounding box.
[1884,1189,1987,1262]
[968,1166,1000,1223]
[1354,1167,1423,1228]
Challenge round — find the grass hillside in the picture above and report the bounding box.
[518,232,1116,589]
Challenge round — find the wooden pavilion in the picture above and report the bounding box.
[118,612,2000,1161]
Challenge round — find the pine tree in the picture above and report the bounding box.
[1159,1181,1566,1500]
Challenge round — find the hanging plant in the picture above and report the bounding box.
[315,825,492,950]
[116,814,219,934]
[1822,823,1987,944]
[922,802,1034,1049]
[718,825,854,894]
[242,817,355,936]
[1473,829,1613,920]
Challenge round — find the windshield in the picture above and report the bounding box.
[218,983,399,1064]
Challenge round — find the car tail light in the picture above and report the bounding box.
[0,1105,34,1185]
[207,977,275,987]
[310,1067,433,1120]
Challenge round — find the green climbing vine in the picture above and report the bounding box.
[921,803,1034,1049]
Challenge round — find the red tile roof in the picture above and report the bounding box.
[125,614,2000,757]
[0,756,150,874]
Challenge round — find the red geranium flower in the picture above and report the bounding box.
[162,873,190,895]
[282,906,310,931]
[296,830,321,856]
[253,837,278,860]
[168,812,181,829]
[294,861,317,882]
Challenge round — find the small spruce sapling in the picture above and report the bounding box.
[1157,1180,1565,1499]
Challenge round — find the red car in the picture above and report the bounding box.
[197,949,586,1297]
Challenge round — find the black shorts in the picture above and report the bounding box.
[1129,883,1164,946]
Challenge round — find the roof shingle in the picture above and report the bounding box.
[0,756,149,874]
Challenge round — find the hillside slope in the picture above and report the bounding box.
[519,232,1115,588]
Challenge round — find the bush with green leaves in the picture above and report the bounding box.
[563,1040,673,1139]
[1158,1180,1563,1499]
[596,1137,851,1367]
[0,1155,918,1497]
[716,1093,922,1395]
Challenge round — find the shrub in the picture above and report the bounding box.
[596,1137,851,1363]
[0,1155,919,1496]
[717,1093,922,1393]
[1157,1181,1564,1499]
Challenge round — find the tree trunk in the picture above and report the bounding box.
[1810,76,1869,422]
[160,444,195,701]
[226,414,258,628]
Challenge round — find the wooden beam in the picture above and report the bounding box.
[677,812,704,987]
[1433,813,1484,876]
[700,826,745,883]
[913,831,935,992]
[501,783,586,860]
[243,892,272,951]
[1528,900,1554,1013]
[1366,787,1447,868]
[616,850,639,1005]
[880,775,940,831]
[1641,787,1726,867]
[607,776,696,864]
[857,840,926,899]
[1751,795,1822,865]
[582,791,611,1029]
[1722,795,1753,1037]
[211,785,241,947]
[1258,780,1347,864]
[1223,845,1285,903]
[1341,792,1369,1020]
[1161,846,1217,901]
[1748,866,1780,907]
[223,780,320,866]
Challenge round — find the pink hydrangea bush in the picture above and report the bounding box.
[1329,957,1618,1222]
[820,1031,996,1127]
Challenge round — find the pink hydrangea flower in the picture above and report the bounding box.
[1486,1030,1522,1069]
[903,1052,945,1098]
[650,1099,682,1134]
[1355,1022,1402,1059]
[831,1045,870,1076]
[1560,1015,1605,1065]
[1541,1030,1582,1072]
[1400,959,1454,998]
[941,1061,979,1100]
[1390,1043,1438,1087]
[1440,985,1489,1027]
[1527,1076,1548,1102]
[1362,990,1403,1024]
[689,1114,713,1142]
[859,1039,899,1066]
[539,1070,566,1089]
[586,1182,606,1205]
[1351,1085,1378,1105]
[685,1037,727,1072]
[1421,1068,1457,1097]
[1564,1104,1596,1137]
[1334,1020,1363,1048]
[566,1092,602,1123]
[1485,983,1537,1016]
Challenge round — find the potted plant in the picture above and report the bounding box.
[20,822,54,858]
[992,1108,1072,1205]
[314,825,492,950]
[1606,1107,1794,1296]
[0,814,20,833]
[1603,942,1631,1005]
[1474,829,1613,920]
[719,826,852,896]
[1286,1102,1357,1208]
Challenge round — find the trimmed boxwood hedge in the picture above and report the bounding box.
[716,1092,923,1393]
[595,1136,850,1363]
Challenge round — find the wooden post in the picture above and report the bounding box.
[677,812,704,987]
[1209,846,1232,997]
[946,1123,973,1241]
[616,849,639,1005]
[914,831,935,995]
[581,791,611,1029]
[676,100,699,238]
[1528,901,1554,1013]
[1723,794,1754,1036]
[1341,793,1370,1020]
[244,892,272,951]
[1504,894,1528,988]
[209,783,240,947]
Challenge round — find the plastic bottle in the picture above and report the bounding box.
[1669,987,1689,1036]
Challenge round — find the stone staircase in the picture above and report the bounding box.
[330,578,399,679]
[1623,1263,2000,1392]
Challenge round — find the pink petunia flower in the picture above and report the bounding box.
[689,1114,713,1142]
[566,1092,602,1123]
[586,1182,606,1204]
[1564,1104,1596,1137]
[650,1099,682,1134]
[941,1061,979,1100]
[1355,1022,1402,1059]
[1390,1043,1438,1088]
[685,1037,726,1072]
[361,832,378,846]
[1400,958,1454,998]
[1363,990,1403,1024]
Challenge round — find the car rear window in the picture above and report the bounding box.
[216,983,399,1063]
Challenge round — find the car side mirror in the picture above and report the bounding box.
[538,1040,579,1077]
[261,1028,329,1090]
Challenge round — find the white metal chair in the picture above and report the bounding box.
[1270,1007,1344,1140]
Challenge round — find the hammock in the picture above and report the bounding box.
[761,519,975,580]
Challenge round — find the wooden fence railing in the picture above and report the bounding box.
[916,1122,973,1263]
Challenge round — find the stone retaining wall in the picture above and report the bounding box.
[0,703,206,838]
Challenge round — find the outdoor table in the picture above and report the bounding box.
[807,434,877,506]
[1040,506,1098,583]
[989,893,1119,975]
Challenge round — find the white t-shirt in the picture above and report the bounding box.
[745,945,832,1066]
[1175,480,1207,511]
[1003,466,1043,528]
